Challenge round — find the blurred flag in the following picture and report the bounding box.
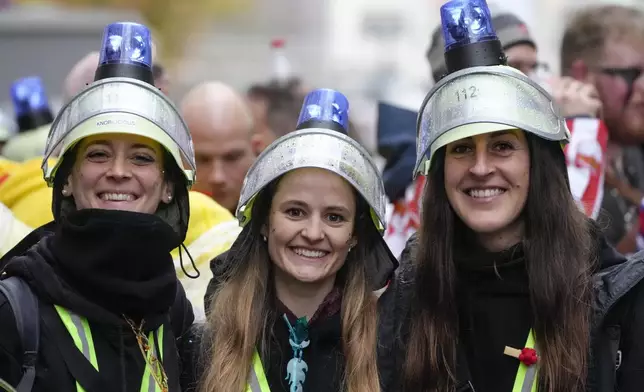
[377,101,419,258]
[564,117,609,219]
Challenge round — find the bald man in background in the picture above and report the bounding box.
[181,81,259,213]
[62,51,100,102]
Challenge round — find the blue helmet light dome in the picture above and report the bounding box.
[440,0,506,74]
[296,88,349,134]
[10,76,54,132]
[94,22,154,84]
[441,0,497,51]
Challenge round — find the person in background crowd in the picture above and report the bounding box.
[561,5,644,254]
[0,21,195,391]
[181,81,258,214]
[0,156,56,229]
[247,80,370,154]
[153,64,171,96]
[246,79,304,152]
[194,89,396,392]
[381,10,605,258]
[62,51,100,103]
[175,190,240,322]
[379,2,644,391]
[64,47,169,102]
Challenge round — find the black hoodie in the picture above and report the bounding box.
[0,209,195,392]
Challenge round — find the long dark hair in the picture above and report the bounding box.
[201,177,384,392]
[402,134,596,392]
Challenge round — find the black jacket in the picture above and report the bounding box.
[378,232,644,392]
[0,210,196,392]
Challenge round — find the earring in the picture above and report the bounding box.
[167,194,173,202]
[61,189,70,197]
[263,235,267,242]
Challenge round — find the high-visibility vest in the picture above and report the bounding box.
[54,305,165,392]
[512,330,538,392]
[244,331,538,392]
[246,350,270,392]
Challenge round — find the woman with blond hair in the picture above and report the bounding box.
[197,89,397,392]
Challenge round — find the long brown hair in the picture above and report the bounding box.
[199,179,381,392]
[402,135,596,391]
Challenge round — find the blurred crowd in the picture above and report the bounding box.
[3,1,644,391]
[1,1,644,319]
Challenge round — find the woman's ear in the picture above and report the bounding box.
[161,181,174,204]
[348,234,358,250]
[61,175,73,197]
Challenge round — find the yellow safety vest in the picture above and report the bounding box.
[246,350,270,392]
[54,306,165,392]
[512,330,538,392]
[244,331,538,392]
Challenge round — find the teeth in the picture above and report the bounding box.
[101,193,134,201]
[293,248,327,258]
[468,188,504,198]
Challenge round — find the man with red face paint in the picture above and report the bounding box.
[562,5,644,254]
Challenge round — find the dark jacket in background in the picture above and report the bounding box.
[599,146,644,246]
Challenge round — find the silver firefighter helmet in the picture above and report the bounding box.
[415,65,570,176]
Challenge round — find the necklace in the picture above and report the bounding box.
[283,314,310,392]
[124,316,169,392]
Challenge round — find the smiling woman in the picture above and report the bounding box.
[444,129,530,251]
[0,22,198,392]
[379,1,644,392]
[266,168,357,296]
[64,134,172,214]
[197,89,397,392]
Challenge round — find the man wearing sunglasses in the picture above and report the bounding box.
[562,5,644,254]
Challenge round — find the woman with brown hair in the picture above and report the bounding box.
[378,1,644,391]
[198,89,397,392]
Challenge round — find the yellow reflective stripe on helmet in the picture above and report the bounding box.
[140,326,165,392]
[55,306,165,392]
[54,305,99,392]
[512,330,538,392]
[246,350,271,392]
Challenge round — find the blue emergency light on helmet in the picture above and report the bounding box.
[440,0,506,74]
[94,22,154,85]
[10,76,54,133]
[295,88,349,134]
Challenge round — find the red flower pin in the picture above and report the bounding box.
[504,346,539,366]
[518,348,538,366]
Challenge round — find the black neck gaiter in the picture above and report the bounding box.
[49,209,180,321]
